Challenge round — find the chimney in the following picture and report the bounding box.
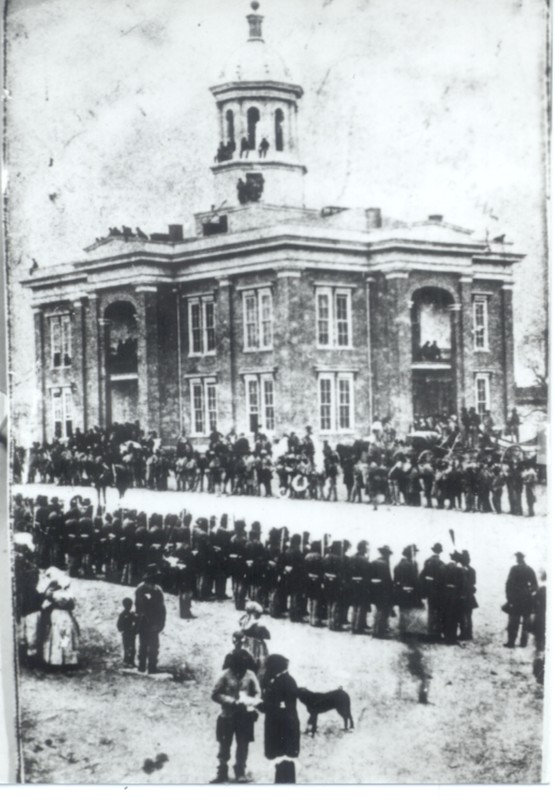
[428,214,443,223]
[365,207,382,229]
[168,224,183,241]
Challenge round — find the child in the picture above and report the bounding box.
[117,597,137,667]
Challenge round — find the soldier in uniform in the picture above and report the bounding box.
[322,540,345,631]
[458,549,478,640]
[441,550,464,644]
[419,542,446,642]
[349,540,371,634]
[504,552,538,648]
[304,541,325,627]
[229,520,248,611]
[284,534,305,622]
[212,514,232,601]
[370,545,394,638]
[393,545,422,639]
[245,522,266,603]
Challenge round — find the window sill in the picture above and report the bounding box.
[316,346,353,351]
[473,348,490,354]
[187,352,217,358]
[243,348,274,354]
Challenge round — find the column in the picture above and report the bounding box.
[385,272,412,433]
[458,276,474,409]
[216,278,236,432]
[365,277,375,435]
[135,285,160,435]
[71,298,86,432]
[274,269,302,431]
[501,283,516,420]
[33,308,46,443]
[83,292,101,428]
[449,302,463,418]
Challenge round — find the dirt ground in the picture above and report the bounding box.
[14,483,547,784]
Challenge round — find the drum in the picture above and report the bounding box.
[291,474,309,495]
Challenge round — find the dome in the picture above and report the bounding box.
[219,38,292,84]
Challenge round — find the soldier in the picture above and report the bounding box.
[245,522,266,602]
[284,534,305,622]
[458,550,478,640]
[212,514,232,600]
[504,552,538,648]
[349,540,371,635]
[419,543,445,642]
[322,540,345,631]
[370,545,394,639]
[175,531,196,620]
[304,541,325,627]
[229,520,248,611]
[393,545,422,639]
[441,551,464,645]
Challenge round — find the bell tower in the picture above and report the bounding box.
[209,2,306,208]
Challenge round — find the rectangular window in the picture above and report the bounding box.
[190,378,218,435]
[244,294,259,349]
[242,289,273,351]
[260,290,273,349]
[338,377,351,430]
[50,315,72,368]
[316,288,352,348]
[188,296,216,355]
[51,387,73,439]
[473,297,489,351]
[263,378,275,431]
[319,376,333,431]
[475,374,490,417]
[317,291,331,346]
[244,374,275,432]
[318,372,355,432]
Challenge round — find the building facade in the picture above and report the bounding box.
[23,3,521,446]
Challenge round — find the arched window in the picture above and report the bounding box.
[275,108,284,151]
[247,106,260,150]
[225,109,235,144]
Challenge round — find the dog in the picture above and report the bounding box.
[297,687,354,735]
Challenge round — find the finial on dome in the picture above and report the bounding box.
[247,1,264,40]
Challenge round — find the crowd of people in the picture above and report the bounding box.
[13,409,539,517]
[13,488,546,782]
[13,492,546,652]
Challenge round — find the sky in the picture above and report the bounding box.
[3,0,550,438]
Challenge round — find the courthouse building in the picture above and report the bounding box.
[23,2,522,445]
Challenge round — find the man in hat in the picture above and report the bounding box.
[370,546,394,639]
[419,543,446,642]
[521,462,538,517]
[504,552,538,648]
[304,541,325,627]
[210,650,261,783]
[350,541,372,634]
[441,550,464,644]
[135,564,166,674]
[459,550,478,640]
[229,521,248,610]
[393,545,422,639]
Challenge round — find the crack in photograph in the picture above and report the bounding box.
[1,0,550,786]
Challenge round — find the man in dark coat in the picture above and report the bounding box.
[419,543,446,641]
[210,652,261,783]
[458,549,478,640]
[260,653,300,784]
[322,540,345,631]
[441,551,465,644]
[135,564,166,674]
[350,540,371,634]
[393,545,422,639]
[504,552,538,648]
[370,545,394,639]
[304,541,324,627]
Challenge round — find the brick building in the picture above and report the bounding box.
[23,2,522,446]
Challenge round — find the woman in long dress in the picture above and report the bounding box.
[239,601,270,674]
[35,567,80,667]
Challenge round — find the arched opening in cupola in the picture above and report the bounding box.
[275,108,284,151]
[247,106,260,150]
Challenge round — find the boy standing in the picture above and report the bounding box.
[117,597,137,667]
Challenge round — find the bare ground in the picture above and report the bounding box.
[14,484,547,784]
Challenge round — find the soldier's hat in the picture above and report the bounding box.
[450,550,462,562]
[378,545,393,556]
[251,521,262,533]
[290,533,302,547]
[268,528,282,546]
[431,543,443,554]
[402,545,418,558]
[234,519,246,535]
[195,517,209,533]
[310,541,321,553]
[330,540,342,556]
[515,551,525,558]
[357,540,369,553]
[145,563,158,579]
[219,514,229,530]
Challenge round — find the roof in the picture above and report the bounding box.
[219,37,292,84]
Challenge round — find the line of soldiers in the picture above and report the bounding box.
[14,493,478,644]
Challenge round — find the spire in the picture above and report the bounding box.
[247,1,264,41]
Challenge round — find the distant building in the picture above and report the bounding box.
[23,2,521,445]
